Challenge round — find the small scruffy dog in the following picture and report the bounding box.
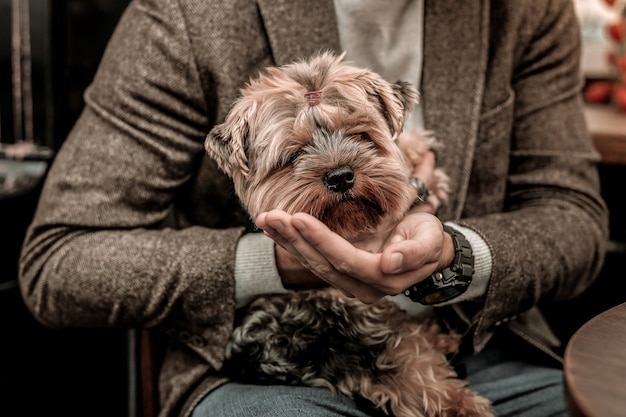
[205,52,493,417]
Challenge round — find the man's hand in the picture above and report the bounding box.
[408,150,439,214]
[273,244,327,290]
[256,210,454,304]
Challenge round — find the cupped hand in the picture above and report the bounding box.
[255,209,453,304]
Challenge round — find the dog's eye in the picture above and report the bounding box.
[357,132,372,141]
[284,149,304,166]
[347,132,369,144]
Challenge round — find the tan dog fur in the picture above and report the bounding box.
[206,52,448,241]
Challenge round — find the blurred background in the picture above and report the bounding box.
[1,1,625,417]
[1,1,134,417]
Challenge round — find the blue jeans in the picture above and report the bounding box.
[193,334,570,417]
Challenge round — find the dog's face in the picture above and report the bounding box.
[205,52,418,240]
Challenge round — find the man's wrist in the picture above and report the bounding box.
[234,233,286,308]
[275,244,326,290]
[439,228,456,271]
[404,225,474,305]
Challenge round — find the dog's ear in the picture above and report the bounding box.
[204,117,250,180]
[392,80,420,126]
[367,78,419,139]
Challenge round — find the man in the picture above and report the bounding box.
[20,1,608,416]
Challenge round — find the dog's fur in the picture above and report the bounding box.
[205,52,493,417]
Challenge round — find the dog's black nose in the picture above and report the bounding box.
[324,166,355,193]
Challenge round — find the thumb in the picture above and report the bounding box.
[381,214,445,273]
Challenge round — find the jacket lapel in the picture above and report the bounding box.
[422,0,489,220]
[256,0,341,66]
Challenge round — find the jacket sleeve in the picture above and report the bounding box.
[18,0,241,367]
[452,0,609,351]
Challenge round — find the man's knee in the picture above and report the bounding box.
[192,383,382,417]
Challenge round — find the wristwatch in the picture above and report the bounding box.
[404,225,474,305]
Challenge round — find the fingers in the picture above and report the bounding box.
[256,210,386,302]
[380,241,440,280]
[412,150,436,189]
[255,210,447,302]
[290,213,388,301]
[408,197,437,215]
[255,210,300,255]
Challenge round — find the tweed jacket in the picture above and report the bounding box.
[19,0,609,416]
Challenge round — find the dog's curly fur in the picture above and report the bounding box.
[205,52,493,417]
[223,289,493,417]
